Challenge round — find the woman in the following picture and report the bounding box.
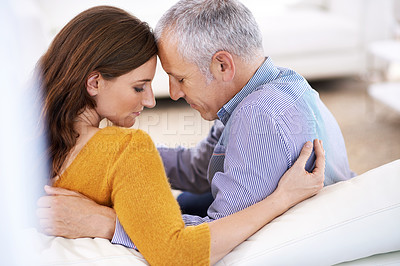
[37,6,324,265]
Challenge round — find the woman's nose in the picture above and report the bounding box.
[142,86,156,108]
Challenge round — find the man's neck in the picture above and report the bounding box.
[234,56,266,93]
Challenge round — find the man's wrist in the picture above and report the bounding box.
[91,206,116,240]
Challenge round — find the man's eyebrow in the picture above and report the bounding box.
[166,72,182,77]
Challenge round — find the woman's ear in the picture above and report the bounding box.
[210,51,235,82]
[86,72,100,96]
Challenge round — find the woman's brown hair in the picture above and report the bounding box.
[38,6,157,178]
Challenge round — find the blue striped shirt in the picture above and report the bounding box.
[111,57,355,247]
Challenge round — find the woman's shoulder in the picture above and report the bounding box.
[98,126,151,140]
[89,127,158,167]
[95,126,155,151]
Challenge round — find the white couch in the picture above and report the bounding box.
[31,159,400,265]
[34,0,396,98]
[248,0,394,80]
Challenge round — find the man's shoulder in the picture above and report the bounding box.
[234,77,310,119]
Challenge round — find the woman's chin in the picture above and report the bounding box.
[115,118,135,128]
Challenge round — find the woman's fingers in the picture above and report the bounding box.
[294,141,313,169]
[276,139,326,208]
[295,139,326,177]
[310,140,325,192]
[313,139,325,173]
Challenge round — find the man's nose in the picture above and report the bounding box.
[169,79,185,101]
[142,86,156,108]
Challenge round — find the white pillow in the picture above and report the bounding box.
[32,160,400,265]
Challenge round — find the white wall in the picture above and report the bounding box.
[0,0,48,264]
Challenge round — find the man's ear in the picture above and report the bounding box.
[86,72,100,96]
[210,51,235,82]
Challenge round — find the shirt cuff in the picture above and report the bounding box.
[111,217,137,250]
[182,214,213,226]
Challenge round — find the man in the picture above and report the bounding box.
[38,0,353,246]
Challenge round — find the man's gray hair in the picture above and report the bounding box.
[154,0,264,80]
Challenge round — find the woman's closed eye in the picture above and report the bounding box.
[133,86,144,92]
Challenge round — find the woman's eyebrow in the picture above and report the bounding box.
[135,78,152,82]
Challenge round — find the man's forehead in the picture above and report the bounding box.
[157,28,178,46]
[158,39,185,71]
[158,35,178,54]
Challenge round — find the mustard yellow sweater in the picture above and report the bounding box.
[54,126,210,265]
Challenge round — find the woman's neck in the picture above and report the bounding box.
[54,108,101,179]
[74,108,101,135]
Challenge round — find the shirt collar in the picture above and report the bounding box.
[217,57,281,125]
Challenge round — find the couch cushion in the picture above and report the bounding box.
[216,159,400,265]
[30,231,149,265]
[254,9,360,57]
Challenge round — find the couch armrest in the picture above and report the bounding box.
[216,159,400,265]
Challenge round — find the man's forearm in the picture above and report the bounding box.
[158,146,212,193]
[37,186,117,239]
[158,120,224,193]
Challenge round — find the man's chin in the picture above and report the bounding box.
[199,112,217,121]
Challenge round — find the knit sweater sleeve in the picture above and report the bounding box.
[109,129,210,265]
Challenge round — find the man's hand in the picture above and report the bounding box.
[275,139,326,210]
[36,186,116,239]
